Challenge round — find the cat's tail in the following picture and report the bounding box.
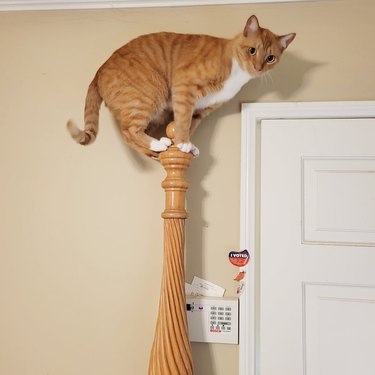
[66,75,102,145]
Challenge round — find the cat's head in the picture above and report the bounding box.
[237,15,295,76]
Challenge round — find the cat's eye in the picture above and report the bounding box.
[266,55,276,64]
[248,47,257,56]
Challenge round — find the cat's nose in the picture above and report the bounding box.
[254,63,263,72]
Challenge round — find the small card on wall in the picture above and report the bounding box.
[190,276,225,297]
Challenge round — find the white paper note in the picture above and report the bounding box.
[185,282,194,296]
[191,276,225,297]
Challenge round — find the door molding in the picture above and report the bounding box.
[239,101,375,375]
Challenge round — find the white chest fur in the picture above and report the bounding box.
[195,59,252,110]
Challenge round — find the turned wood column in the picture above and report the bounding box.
[148,125,194,375]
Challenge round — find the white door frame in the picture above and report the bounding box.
[239,100,375,375]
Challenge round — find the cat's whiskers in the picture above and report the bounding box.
[267,71,274,85]
[260,70,274,88]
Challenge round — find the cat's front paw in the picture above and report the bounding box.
[191,144,200,157]
[176,142,199,157]
[176,142,193,153]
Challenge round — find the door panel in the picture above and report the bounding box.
[302,158,375,245]
[304,283,375,375]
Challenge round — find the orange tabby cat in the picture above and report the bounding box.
[67,15,295,157]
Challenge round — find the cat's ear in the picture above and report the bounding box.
[278,33,296,50]
[243,15,260,37]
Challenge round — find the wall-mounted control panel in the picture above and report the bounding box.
[186,296,239,344]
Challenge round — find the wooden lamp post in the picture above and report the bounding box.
[148,124,194,375]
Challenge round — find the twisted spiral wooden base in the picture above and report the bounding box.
[148,218,193,374]
[148,135,194,375]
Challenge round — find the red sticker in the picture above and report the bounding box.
[234,271,246,282]
[228,249,250,267]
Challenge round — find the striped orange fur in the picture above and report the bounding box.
[67,15,295,157]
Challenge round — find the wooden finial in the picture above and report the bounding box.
[166,121,176,144]
[159,141,193,219]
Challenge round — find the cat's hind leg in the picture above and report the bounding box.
[121,122,171,157]
[150,136,172,152]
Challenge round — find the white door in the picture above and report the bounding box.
[240,102,375,375]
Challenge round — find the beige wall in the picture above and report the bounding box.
[0,1,374,374]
